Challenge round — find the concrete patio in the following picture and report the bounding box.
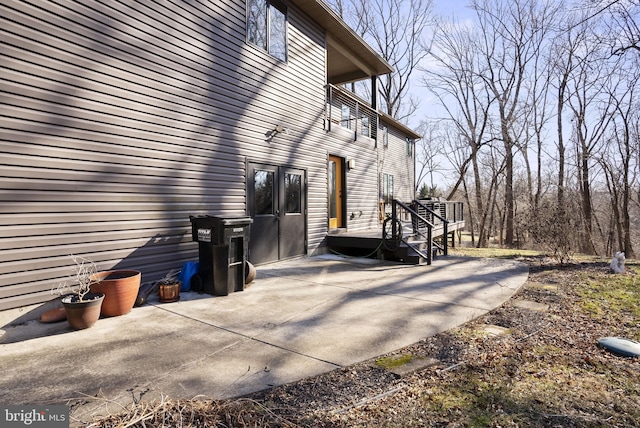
[0,254,528,425]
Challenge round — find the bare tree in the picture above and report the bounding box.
[326,0,371,34]
[470,0,560,246]
[326,0,434,123]
[565,25,619,255]
[548,15,587,211]
[597,57,639,256]
[421,16,494,246]
[414,120,447,195]
[605,0,640,56]
[521,32,555,212]
[417,0,640,255]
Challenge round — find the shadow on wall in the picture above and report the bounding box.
[108,232,197,283]
[1,233,199,343]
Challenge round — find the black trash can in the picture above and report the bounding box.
[189,215,253,296]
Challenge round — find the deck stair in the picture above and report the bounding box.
[327,199,465,265]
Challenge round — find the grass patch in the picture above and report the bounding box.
[576,265,640,322]
[375,354,414,369]
[452,246,543,259]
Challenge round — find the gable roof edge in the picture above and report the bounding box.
[290,0,394,79]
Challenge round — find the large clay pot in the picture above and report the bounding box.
[62,293,104,329]
[90,270,141,317]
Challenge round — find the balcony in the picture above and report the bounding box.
[325,84,378,142]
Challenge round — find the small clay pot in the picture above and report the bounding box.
[158,282,181,303]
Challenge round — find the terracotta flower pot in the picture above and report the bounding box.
[62,293,104,330]
[158,282,181,303]
[245,261,257,285]
[90,270,141,317]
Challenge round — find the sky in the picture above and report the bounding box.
[433,0,473,17]
[412,0,475,127]
[412,0,475,189]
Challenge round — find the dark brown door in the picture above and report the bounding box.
[248,163,306,264]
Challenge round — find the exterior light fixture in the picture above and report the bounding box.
[274,125,289,134]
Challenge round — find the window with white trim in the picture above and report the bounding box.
[407,138,415,157]
[381,125,388,147]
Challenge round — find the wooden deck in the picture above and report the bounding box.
[326,219,466,263]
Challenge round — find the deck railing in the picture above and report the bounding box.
[325,84,378,141]
[384,199,464,264]
[415,199,464,224]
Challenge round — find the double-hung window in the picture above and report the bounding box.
[383,173,394,204]
[381,125,388,147]
[247,0,287,61]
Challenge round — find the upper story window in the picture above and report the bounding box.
[341,104,352,129]
[381,125,388,147]
[361,115,369,137]
[407,138,415,157]
[382,173,394,204]
[247,0,287,62]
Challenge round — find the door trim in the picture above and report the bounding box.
[328,155,345,229]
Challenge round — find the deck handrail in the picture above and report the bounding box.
[325,84,378,141]
[415,199,464,224]
[390,199,434,230]
[411,199,449,258]
[385,199,438,264]
[412,199,448,224]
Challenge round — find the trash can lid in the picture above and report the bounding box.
[189,215,253,226]
[217,216,253,226]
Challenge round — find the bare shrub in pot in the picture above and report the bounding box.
[55,255,105,329]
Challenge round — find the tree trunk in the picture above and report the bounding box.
[504,139,515,246]
[579,147,597,255]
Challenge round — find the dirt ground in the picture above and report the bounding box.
[90,256,640,427]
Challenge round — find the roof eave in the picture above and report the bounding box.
[289,0,393,83]
[380,112,422,140]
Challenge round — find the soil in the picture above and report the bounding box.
[89,257,640,427]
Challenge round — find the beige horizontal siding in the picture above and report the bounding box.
[0,0,411,311]
[379,120,416,205]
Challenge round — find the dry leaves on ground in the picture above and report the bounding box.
[90,258,640,427]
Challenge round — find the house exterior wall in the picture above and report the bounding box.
[378,121,416,217]
[0,0,413,311]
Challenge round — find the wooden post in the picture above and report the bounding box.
[392,200,398,240]
[443,221,448,256]
[427,225,432,265]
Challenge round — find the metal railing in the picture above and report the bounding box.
[325,84,378,141]
[383,199,436,264]
[382,199,464,264]
[415,199,464,224]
